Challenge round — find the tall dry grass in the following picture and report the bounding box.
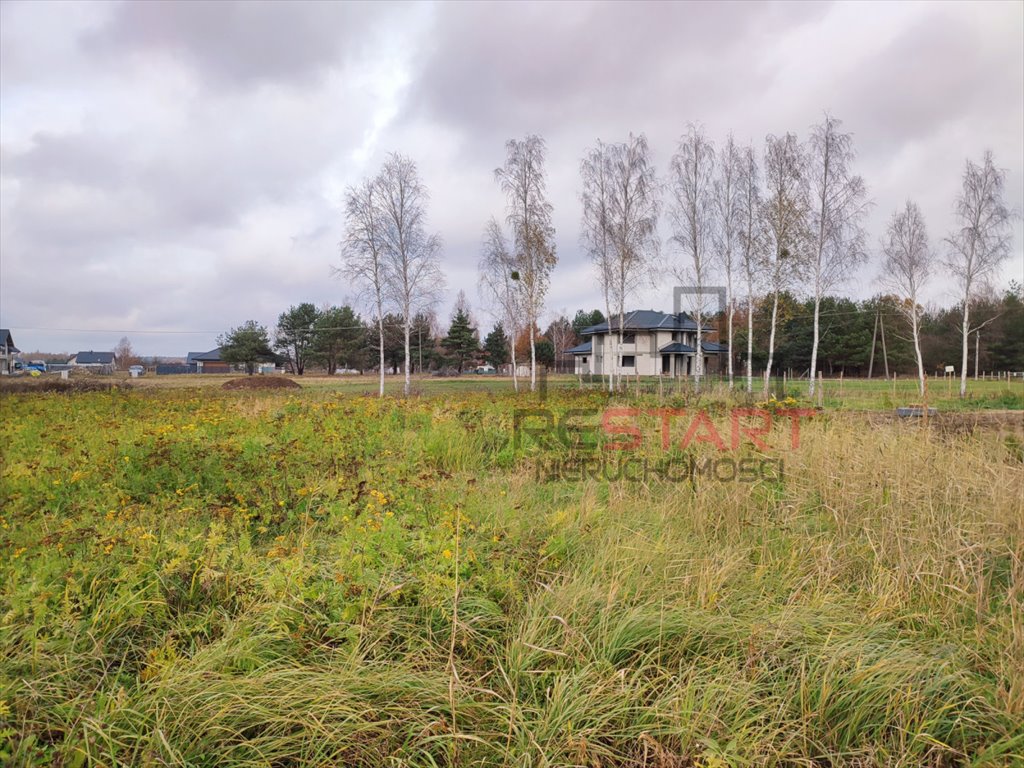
[1,391,1021,766]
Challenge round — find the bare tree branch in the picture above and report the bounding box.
[760,132,811,394]
[495,135,557,392]
[478,217,523,390]
[806,115,870,396]
[341,178,389,397]
[737,143,766,394]
[714,134,743,389]
[375,152,445,396]
[944,151,1014,398]
[670,124,716,392]
[880,201,933,396]
[580,140,617,391]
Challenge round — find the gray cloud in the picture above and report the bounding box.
[83,0,392,89]
[1,0,1021,356]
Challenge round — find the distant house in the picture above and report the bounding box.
[69,351,117,372]
[1,329,19,375]
[187,348,230,373]
[566,340,592,375]
[570,310,726,377]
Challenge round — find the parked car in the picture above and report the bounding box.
[128,365,145,377]
[474,364,496,375]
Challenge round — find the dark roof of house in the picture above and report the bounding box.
[581,310,712,335]
[566,341,592,355]
[188,348,223,362]
[658,341,729,355]
[74,351,115,364]
[0,329,19,353]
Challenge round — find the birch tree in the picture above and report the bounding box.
[341,178,388,398]
[495,135,557,393]
[545,314,575,374]
[761,133,810,394]
[806,115,869,396]
[737,144,764,393]
[714,135,743,389]
[580,140,617,391]
[606,134,660,390]
[944,151,1013,398]
[880,201,932,396]
[670,124,716,392]
[479,217,523,391]
[375,153,445,397]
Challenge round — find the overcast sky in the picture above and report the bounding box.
[2,0,1022,357]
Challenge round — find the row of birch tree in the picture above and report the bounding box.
[575,118,1012,398]
[343,126,1013,399]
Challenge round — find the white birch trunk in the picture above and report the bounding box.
[377,313,385,398]
[764,289,779,394]
[809,293,821,395]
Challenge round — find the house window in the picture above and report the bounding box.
[622,333,636,344]
[621,355,635,368]
[581,357,588,364]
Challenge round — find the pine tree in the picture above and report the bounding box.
[483,323,510,367]
[571,309,604,338]
[219,321,274,375]
[442,308,478,373]
[310,305,363,375]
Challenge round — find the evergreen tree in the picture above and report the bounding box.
[442,308,478,373]
[535,339,555,368]
[370,313,406,374]
[409,312,436,373]
[275,303,320,375]
[483,323,510,367]
[988,283,1023,371]
[572,309,605,338]
[310,305,363,375]
[219,320,274,375]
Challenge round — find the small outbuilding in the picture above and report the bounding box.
[0,329,19,375]
[187,348,230,373]
[69,351,117,373]
[567,340,592,375]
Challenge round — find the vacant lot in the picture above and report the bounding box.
[1,383,1022,766]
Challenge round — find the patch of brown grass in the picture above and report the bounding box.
[221,376,301,390]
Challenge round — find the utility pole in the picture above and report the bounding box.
[975,330,980,381]
[970,313,1002,382]
[418,324,423,375]
[868,308,879,379]
[879,309,890,380]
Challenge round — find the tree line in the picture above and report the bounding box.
[217,301,608,378]
[568,120,1014,397]
[218,278,1022,382]
[218,119,1016,395]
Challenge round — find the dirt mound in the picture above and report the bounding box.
[222,376,301,391]
[857,409,1023,438]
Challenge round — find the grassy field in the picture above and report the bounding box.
[129,372,1024,411]
[1,382,1022,766]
